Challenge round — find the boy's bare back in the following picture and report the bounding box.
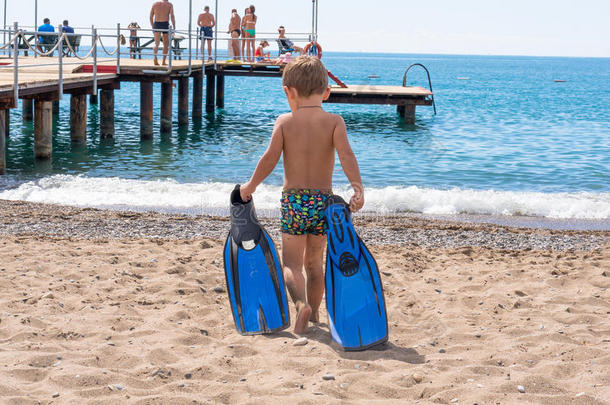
[278,108,341,190]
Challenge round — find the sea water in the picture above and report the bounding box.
[0,53,609,225]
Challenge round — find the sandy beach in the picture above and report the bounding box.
[0,200,608,404]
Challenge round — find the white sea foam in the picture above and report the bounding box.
[1,175,609,219]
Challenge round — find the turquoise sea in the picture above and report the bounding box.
[1,53,609,223]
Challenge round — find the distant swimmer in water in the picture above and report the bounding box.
[150,0,176,66]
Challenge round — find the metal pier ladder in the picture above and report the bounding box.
[403,63,436,115]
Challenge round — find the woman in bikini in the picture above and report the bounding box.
[242,5,257,62]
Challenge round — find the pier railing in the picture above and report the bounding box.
[0,22,314,104]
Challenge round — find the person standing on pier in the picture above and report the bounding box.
[242,5,257,62]
[128,22,141,59]
[198,6,216,61]
[227,9,241,60]
[150,0,176,66]
[241,7,249,60]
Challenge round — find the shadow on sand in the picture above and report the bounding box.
[265,323,425,365]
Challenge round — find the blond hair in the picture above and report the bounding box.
[282,56,328,97]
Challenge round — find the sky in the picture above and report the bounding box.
[2,0,609,57]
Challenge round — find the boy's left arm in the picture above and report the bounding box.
[240,117,285,200]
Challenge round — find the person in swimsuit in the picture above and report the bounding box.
[127,22,140,59]
[198,6,215,61]
[150,0,176,66]
[254,40,270,62]
[242,5,257,62]
[240,8,249,61]
[239,56,365,335]
[278,26,304,55]
[227,9,241,60]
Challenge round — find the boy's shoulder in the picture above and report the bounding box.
[277,110,343,122]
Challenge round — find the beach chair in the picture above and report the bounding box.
[276,39,294,56]
[15,35,36,56]
[62,34,81,57]
[37,33,59,56]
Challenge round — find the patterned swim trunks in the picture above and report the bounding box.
[281,189,332,235]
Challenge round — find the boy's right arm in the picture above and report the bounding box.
[240,116,285,201]
[332,115,365,212]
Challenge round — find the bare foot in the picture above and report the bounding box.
[309,310,320,323]
[294,303,312,335]
[154,58,159,66]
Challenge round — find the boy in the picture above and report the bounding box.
[240,56,364,334]
[198,6,216,61]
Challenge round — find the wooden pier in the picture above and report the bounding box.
[0,57,434,174]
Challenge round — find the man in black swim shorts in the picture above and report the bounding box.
[150,0,176,66]
[197,5,216,61]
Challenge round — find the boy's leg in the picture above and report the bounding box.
[304,234,326,323]
[281,233,312,334]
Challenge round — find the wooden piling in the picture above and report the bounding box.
[34,100,53,159]
[100,89,115,139]
[90,93,98,105]
[52,100,60,115]
[403,105,416,124]
[4,109,9,137]
[22,99,34,121]
[70,94,88,143]
[205,72,216,113]
[160,82,173,133]
[397,105,405,117]
[0,110,5,174]
[140,82,153,140]
[178,77,189,126]
[192,73,203,119]
[216,74,225,109]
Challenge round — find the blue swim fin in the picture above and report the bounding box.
[223,185,290,335]
[324,195,389,350]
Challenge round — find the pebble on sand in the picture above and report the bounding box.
[412,373,423,383]
[213,286,224,293]
[52,392,60,397]
[322,373,335,381]
[517,385,526,393]
[293,337,308,346]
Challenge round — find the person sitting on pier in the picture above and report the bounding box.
[278,26,303,55]
[150,0,176,66]
[128,22,141,59]
[198,6,216,61]
[255,40,270,62]
[227,9,241,60]
[37,18,55,54]
[61,20,74,34]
